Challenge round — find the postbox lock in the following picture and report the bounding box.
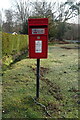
[37,36,40,39]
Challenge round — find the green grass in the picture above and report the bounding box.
[2,43,79,119]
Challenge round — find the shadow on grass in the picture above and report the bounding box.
[12,51,28,64]
[2,51,28,71]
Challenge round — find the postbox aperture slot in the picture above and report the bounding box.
[30,25,47,28]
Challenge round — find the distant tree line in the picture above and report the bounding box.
[1,0,80,41]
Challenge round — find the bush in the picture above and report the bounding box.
[2,32,28,67]
[2,32,28,56]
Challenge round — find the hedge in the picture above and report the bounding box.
[2,32,28,56]
[2,32,28,67]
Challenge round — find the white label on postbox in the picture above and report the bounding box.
[35,41,42,53]
[32,29,45,34]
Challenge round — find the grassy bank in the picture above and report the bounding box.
[2,43,79,119]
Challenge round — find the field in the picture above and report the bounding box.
[2,43,79,119]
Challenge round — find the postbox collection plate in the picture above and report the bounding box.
[35,41,42,53]
[32,29,45,34]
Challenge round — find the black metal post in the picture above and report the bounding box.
[36,59,40,99]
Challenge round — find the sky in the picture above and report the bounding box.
[1,0,77,10]
[0,0,11,10]
[0,0,79,24]
[0,0,79,10]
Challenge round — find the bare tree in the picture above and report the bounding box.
[4,0,79,37]
[2,9,13,32]
[11,0,32,33]
[30,0,54,19]
[5,10,13,23]
[54,1,80,22]
[13,0,31,24]
[29,0,80,22]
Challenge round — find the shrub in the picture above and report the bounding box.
[2,32,28,56]
[2,32,28,68]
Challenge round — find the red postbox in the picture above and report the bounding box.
[28,18,48,59]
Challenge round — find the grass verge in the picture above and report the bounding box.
[2,43,79,119]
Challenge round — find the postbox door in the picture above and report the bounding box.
[29,35,48,58]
